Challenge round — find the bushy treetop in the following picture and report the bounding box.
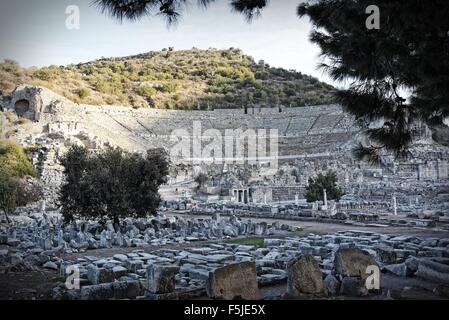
[59,146,169,225]
[0,140,36,178]
[305,171,344,203]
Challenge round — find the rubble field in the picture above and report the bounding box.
[1,210,449,300]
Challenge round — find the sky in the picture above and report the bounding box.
[0,0,334,84]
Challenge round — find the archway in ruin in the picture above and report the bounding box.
[14,99,31,117]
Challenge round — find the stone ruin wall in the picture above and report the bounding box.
[1,85,448,213]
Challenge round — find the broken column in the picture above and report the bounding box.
[37,200,46,213]
[415,258,449,286]
[323,188,328,211]
[392,194,398,216]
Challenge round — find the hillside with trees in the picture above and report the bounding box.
[0,48,336,110]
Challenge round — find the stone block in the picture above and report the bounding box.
[80,280,141,300]
[405,256,419,274]
[384,263,408,277]
[375,245,397,264]
[339,277,369,297]
[146,292,179,300]
[287,254,325,296]
[146,264,179,294]
[112,266,128,278]
[113,254,128,262]
[24,254,41,267]
[112,280,141,299]
[7,238,20,247]
[43,261,58,270]
[324,274,340,295]
[206,261,259,300]
[334,248,378,279]
[80,283,114,300]
[126,259,143,273]
[0,234,7,244]
[87,265,115,285]
[415,258,449,286]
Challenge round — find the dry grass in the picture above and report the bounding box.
[0,48,336,110]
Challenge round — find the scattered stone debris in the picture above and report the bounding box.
[40,229,449,300]
[0,211,295,273]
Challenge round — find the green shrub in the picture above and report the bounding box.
[0,59,21,76]
[95,80,109,93]
[255,70,269,80]
[34,67,60,81]
[161,82,179,93]
[0,140,36,178]
[194,173,209,188]
[226,237,265,247]
[137,86,157,98]
[0,175,44,223]
[78,88,90,99]
[0,141,42,223]
[305,171,344,203]
[173,72,186,80]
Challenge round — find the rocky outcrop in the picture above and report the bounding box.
[8,85,77,122]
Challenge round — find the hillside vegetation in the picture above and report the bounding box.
[0,48,336,110]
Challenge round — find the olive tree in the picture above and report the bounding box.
[59,146,169,227]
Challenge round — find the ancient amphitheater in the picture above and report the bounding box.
[1,85,449,215]
[2,85,449,301]
[4,85,359,156]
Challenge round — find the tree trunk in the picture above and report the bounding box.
[113,216,120,233]
[2,209,11,224]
